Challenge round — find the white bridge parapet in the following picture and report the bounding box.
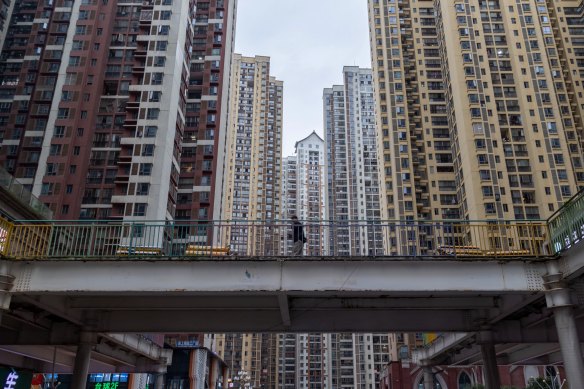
[9,258,545,294]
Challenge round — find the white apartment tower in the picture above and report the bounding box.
[294,131,326,255]
[280,156,297,255]
[323,67,383,256]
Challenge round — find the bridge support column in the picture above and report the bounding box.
[480,342,501,389]
[71,333,96,389]
[423,367,433,389]
[419,360,434,389]
[155,373,165,389]
[544,262,584,388]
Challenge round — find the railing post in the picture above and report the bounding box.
[129,222,134,255]
[169,221,174,257]
[87,223,96,257]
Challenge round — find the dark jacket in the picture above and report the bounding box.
[292,220,306,243]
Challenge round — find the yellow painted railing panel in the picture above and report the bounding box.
[0,216,14,257]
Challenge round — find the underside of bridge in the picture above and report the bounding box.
[0,227,583,387]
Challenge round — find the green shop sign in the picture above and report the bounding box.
[91,383,121,389]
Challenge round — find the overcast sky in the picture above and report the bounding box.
[234,0,372,157]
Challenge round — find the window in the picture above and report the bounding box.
[156,41,168,51]
[133,203,147,216]
[53,126,65,138]
[146,108,160,119]
[561,186,571,197]
[57,108,70,119]
[46,163,57,176]
[75,25,87,35]
[61,91,73,101]
[154,56,166,67]
[145,126,157,137]
[139,163,153,175]
[458,372,472,389]
[149,91,161,101]
[142,144,155,156]
[136,183,150,195]
[49,144,62,156]
[151,73,163,85]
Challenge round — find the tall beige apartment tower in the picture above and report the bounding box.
[215,54,283,388]
[221,54,283,255]
[367,0,584,362]
[368,0,584,256]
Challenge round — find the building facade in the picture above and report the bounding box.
[178,0,237,224]
[378,361,566,389]
[277,129,391,389]
[280,156,297,255]
[0,0,236,225]
[214,333,278,389]
[220,54,283,255]
[323,66,383,256]
[367,0,584,369]
[214,54,283,388]
[293,131,326,255]
[368,0,584,256]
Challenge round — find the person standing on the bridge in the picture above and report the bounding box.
[291,215,306,256]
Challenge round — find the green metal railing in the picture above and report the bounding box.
[0,218,549,259]
[547,186,584,254]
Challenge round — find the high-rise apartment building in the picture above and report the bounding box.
[292,131,326,255]
[220,54,283,255]
[320,69,390,389]
[215,54,283,388]
[215,333,279,388]
[178,0,237,223]
[0,0,236,225]
[277,129,390,389]
[0,0,13,45]
[368,0,584,255]
[275,332,391,389]
[323,66,383,256]
[367,0,584,361]
[280,156,297,255]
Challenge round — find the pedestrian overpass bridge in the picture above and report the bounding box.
[1,189,584,389]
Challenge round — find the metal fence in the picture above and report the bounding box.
[0,218,549,260]
[547,186,584,254]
